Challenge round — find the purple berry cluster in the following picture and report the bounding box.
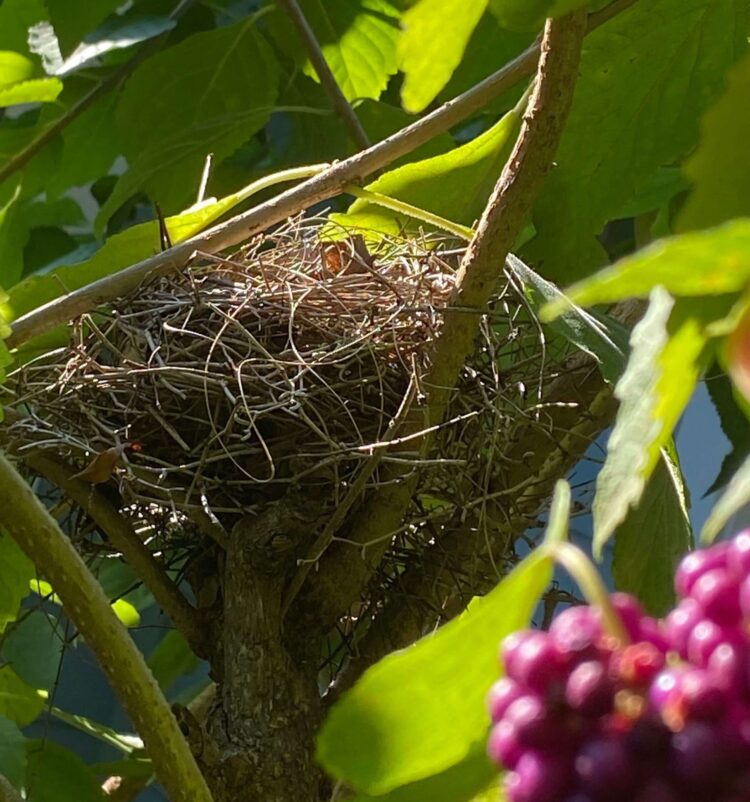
[487,531,750,802]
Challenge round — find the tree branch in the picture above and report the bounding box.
[22,450,209,658]
[0,451,213,802]
[0,775,22,802]
[0,0,195,187]
[287,8,589,636]
[276,0,370,150]
[7,0,635,351]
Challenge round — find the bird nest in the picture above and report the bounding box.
[7,217,554,560]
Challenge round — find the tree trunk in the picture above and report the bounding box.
[192,504,324,801]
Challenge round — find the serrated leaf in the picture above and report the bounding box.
[269,0,399,102]
[542,221,750,319]
[507,254,627,384]
[97,17,280,225]
[0,77,61,106]
[331,104,522,236]
[612,449,693,616]
[25,740,105,802]
[702,452,750,543]
[1,611,64,690]
[524,0,750,282]
[0,533,33,632]
[0,717,25,788]
[57,15,176,76]
[593,292,718,556]
[317,548,552,794]
[488,0,588,31]
[398,0,487,113]
[0,52,35,88]
[678,50,750,231]
[45,0,122,55]
[0,666,43,726]
[148,630,200,692]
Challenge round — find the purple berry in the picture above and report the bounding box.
[708,642,749,697]
[504,695,563,749]
[691,568,742,626]
[687,619,726,666]
[670,721,727,784]
[632,778,680,802]
[678,668,729,722]
[505,751,570,802]
[597,593,645,642]
[488,677,525,723]
[728,530,750,576]
[638,617,670,653]
[565,661,614,718]
[575,737,636,799]
[739,574,750,621]
[488,720,523,768]
[502,631,566,693]
[649,668,684,711]
[663,599,703,658]
[549,606,602,663]
[675,543,729,598]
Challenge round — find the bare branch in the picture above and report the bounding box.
[0,450,213,802]
[276,0,370,150]
[23,451,210,658]
[0,775,23,802]
[7,0,635,352]
[287,9,589,635]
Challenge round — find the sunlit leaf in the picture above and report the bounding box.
[0,76,61,106]
[110,599,140,628]
[331,104,522,236]
[0,51,35,88]
[317,549,552,793]
[702,452,750,543]
[398,0,487,113]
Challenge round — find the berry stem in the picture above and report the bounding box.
[550,541,630,644]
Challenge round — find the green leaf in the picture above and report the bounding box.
[0,77,62,106]
[349,743,497,802]
[110,599,140,628]
[612,448,693,616]
[25,740,105,802]
[507,254,627,384]
[47,708,142,754]
[678,50,750,231]
[0,0,47,55]
[524,0,750,282]
[268,0,399,102]
[317,549,552,794]
[592,292,719,556]
[45,0,122,55]
[0,717,25,788]
[0,533,33,632]
[398,0,487,113]
[0,52,35,88]
[331,104,522,236]
[57,15,176,76]
[0,666,44,726]
[542,221,750,319]
[702,452,750,543]
[488,0,588,31]
[148,630,200,693]
[1,611,64,690]
[97,16,280,225]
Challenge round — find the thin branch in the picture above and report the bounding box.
[0,0,195,187]
[276,0,370,150]
[23,451,209,659]
[287,8,589,635]
[7,0,636,351]
[0,450,213,802]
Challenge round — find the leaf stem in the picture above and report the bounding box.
[0,450,213,802]
[275,0,370,150]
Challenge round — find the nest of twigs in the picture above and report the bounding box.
[8,217,553,567]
